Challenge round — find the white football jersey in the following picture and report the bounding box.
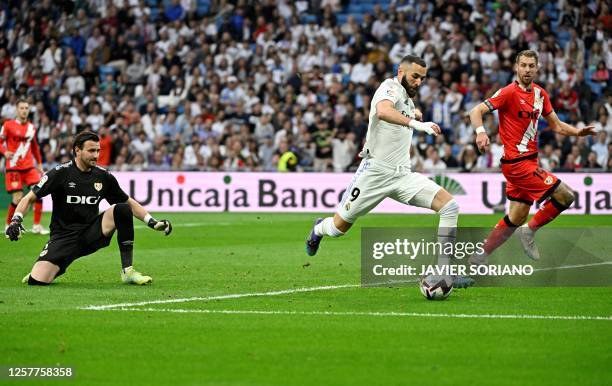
[359,77,416,167]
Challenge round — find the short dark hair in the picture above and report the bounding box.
[16,98,28,106]
[515,50,539,65]
[400,54,427,68]
[72,131,100,155]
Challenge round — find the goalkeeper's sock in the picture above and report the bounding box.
[527,198,568,230]
[33,199,43,225]
[437,200,458,267]
[483,215,518,255]
[314,217,345,237]
[6,202,16,225]
[114,203,134,269]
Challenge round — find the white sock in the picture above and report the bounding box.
[437,199,459,267]
[314,217,345,237]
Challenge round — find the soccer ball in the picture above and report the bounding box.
[419,275,453,300]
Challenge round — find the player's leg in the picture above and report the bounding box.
[23,238,79,285]
[402,176,472,288]
[527,182,574,229]
[25,261,60,285]
[100,203,151,284]
[469,200,531,265]
[24,169,49,234]
[515,181,574,260]
[5,171,21,229]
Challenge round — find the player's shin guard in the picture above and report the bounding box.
[33,199,43,225]
[113,203,134,269]
[483,215,519,255]
[527,198,569,230]
[6,202,16,225]
[437,199,458,267]
[314,217,345,238]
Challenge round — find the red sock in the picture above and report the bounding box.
[6,202,16,224]
[528,198,566,230]
[483,215,519,255]
[33,200,43,225]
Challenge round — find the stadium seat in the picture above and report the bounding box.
[196,4,210,17]
[300,14,318,24]
[99,65,117,81]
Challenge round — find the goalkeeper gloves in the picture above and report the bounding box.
[6,214,25,241]
[145,215,172,236]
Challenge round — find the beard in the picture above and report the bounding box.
[401,75,417,97]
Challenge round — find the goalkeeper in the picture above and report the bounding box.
[6,131,173,286]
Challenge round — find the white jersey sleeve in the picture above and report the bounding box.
[371,79,403,107]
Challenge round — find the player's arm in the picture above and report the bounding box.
[376,100,440,135]
[5,191,38,241]
[469,102,491,153]
[0,123,11,158]
[544,111,596,137]
[126,197,173,236]
[31,135,43,172]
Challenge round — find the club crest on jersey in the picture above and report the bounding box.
[94,182,103,191]
[545,176,554,185]
[36,175,48,187]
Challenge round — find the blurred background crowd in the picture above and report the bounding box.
[0,0,610,173]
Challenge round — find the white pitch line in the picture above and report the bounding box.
[80,261,612,311]
[80,283,360,310]
[107,308,612,321]
[134,222,233,229]
[534,261,612,272]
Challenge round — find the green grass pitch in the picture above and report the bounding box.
[1,212,611,385]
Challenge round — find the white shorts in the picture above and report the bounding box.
[337,159,442,223]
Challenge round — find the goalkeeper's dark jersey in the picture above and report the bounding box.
[31,160,129,235]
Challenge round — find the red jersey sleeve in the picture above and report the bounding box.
[0,123,6,155]
[484,85,512,111]
[31,135,42,164]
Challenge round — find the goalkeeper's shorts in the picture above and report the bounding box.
[36,214,113,277]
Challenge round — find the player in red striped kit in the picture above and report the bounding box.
[468,50,595,263]
[0,99,48,235]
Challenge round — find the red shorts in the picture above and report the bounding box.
[501,155,560,205]
[5,168,42,192]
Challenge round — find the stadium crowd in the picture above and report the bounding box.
[0,0,610,173]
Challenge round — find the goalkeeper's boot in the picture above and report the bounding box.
[121,267,152,285]
[305,218,323,256]
[517,224,540,260]
[31,224,50,235]
[452,275,475,289]
[468,249,489,266]
[22,273,30,284]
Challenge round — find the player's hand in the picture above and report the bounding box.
[6,215,25,241]
[576,126,597,137]
[36,164,44,174]
[476,132,490,153]
[414,109,423,121]
[147,218,173,236]
[4,151,13,159]
[409,120,441,136]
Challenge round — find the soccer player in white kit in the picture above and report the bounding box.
[305,55,473,288]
